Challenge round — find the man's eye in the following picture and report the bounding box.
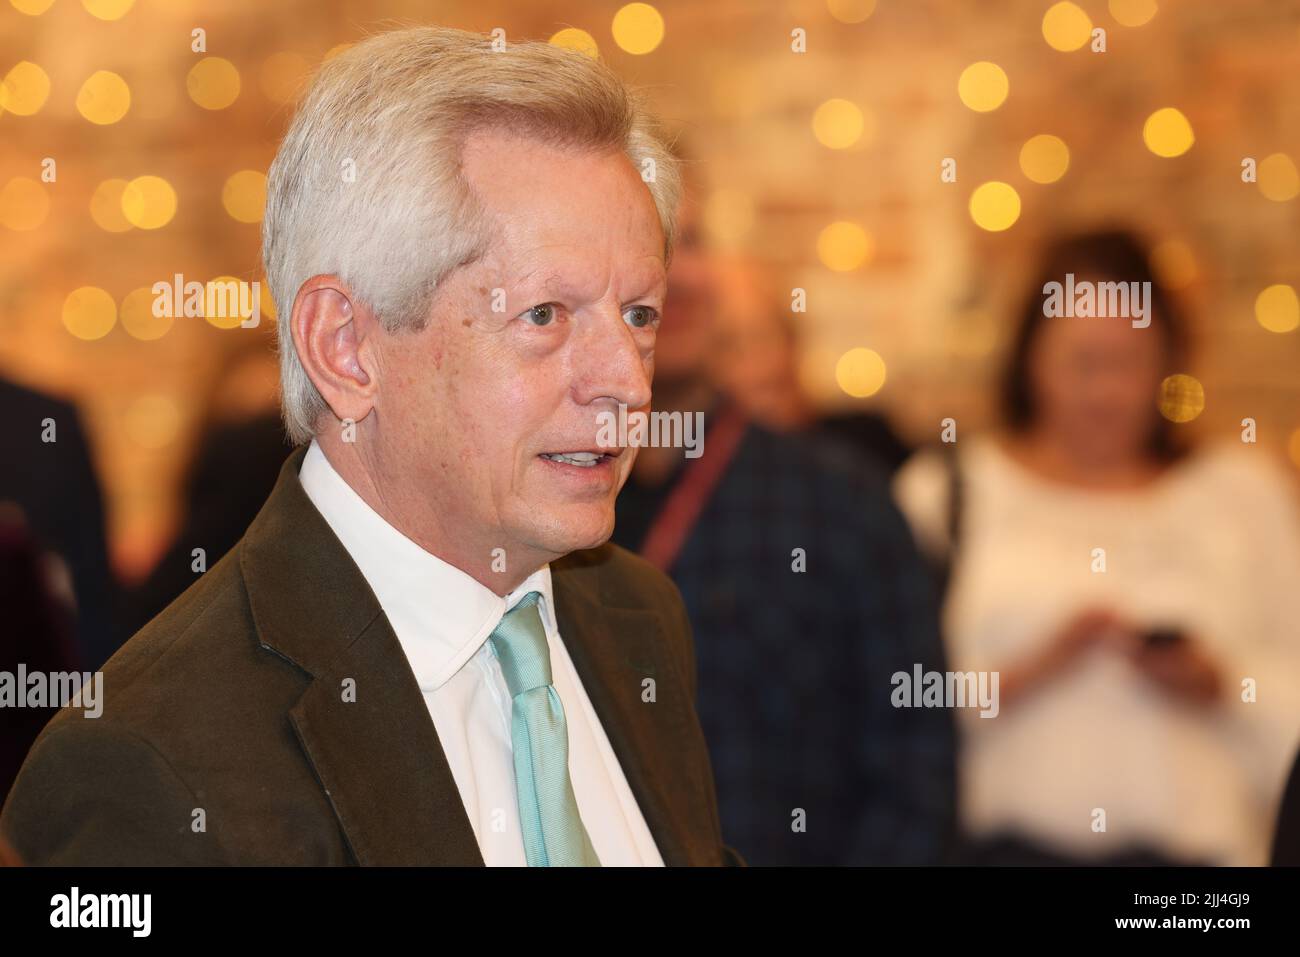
[523,303,556,326]
[624,305,659,329]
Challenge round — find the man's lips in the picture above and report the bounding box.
[537,448,622,468]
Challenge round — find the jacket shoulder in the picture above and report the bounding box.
[553,540,684,615]
[0,548,252,864]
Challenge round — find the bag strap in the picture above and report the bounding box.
[640,403,749,573]
[937,442,965,595]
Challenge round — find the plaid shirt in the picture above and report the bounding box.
[614,417,957,865]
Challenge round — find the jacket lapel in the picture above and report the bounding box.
[240,446,484,865]
[552,555,719,866]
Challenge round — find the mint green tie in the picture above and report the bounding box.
[489,591,601,867]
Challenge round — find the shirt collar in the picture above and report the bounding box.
[296,439,557,690]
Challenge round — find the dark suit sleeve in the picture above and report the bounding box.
[1,718,229,866]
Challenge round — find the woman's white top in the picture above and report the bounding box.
[894,436,1300,864]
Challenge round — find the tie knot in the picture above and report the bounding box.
[489,591,552,696]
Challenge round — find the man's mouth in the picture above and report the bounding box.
[539,451,618,469]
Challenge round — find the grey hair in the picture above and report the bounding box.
[262,26,683,444]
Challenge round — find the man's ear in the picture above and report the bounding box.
[289,275,381,428]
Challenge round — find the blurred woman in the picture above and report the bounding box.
[894,230,1300,866]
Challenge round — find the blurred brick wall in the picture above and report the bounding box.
[2,0,1297,574]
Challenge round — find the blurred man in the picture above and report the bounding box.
[612,182,957,865]
[705,256,911,472]
[0,376,117,670]
[2,27,736,867]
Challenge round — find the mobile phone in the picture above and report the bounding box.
[1142,627,1186,649]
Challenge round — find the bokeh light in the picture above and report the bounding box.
[957,61,1008,112]
[204,276,255,329]
[120,286,174,341]
[835,348,887,398]
[1110,0,1158,27]
[1257,153,1299,202]
[1042,2,1092,52]
[1143,107,1194,157]
[82,0,135,20]
[969,181,1021,231]
[817,221,874,271]
[549,28,599,57]
[1255,284,1299,333]
[62,287,118,341]
[611,3,664,55]
[90,179,134,233]
[10,0,55,15]
[187,57,241,110]
[0,61,51,116]
[1019,134,1070,184]
[121,175,178,230]
[826,0,876,24]
[222,170,267,224]
[76,70,131,125]
[812,98,867,149]
[1159,373,1205,423]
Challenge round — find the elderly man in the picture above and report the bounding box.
[1,27,735,867]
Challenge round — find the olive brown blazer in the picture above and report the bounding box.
[1,446,738,866]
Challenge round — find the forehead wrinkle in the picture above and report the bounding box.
[509,244,600,301]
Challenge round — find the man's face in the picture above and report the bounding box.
[371,127,666,575]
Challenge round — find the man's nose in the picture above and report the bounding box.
[573,306,653,411]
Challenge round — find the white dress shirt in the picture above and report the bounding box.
[894,437,1300,865]
[297,440,663,866]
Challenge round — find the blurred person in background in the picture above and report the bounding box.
[0,506,81,805]
[706,255,912,472]
[894,229,1300,866]
[118,335,290,636]
[611,179,956,865]
[0,375,117,670]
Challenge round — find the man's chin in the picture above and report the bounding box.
[517,502,615,559]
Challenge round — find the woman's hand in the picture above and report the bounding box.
[1123,634,1223,706]
[999,607,1134,709]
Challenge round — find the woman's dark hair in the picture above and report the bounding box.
[999,228,1190,460]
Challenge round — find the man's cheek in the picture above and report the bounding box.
[617,447,640,487]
